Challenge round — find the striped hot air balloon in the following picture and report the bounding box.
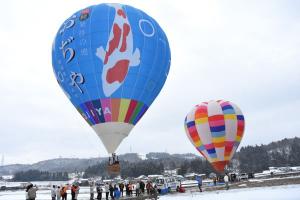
[184,100,245,172]
[52,3,171,154]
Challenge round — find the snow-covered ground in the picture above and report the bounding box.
[0,184,299,200]
[160,184,300,200]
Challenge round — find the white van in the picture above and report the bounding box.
[155,177,180,194]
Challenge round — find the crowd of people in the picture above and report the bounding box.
[89,180,158,200]
[24,180,157,200]
[24,174,230,199]
[50,184,79,200]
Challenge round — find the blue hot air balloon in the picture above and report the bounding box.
[52,3,171,154]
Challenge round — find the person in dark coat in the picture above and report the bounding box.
[96,184,102,200]
[119,182,124,197]
[140,181,145,194]
[109,184,114,200]
[71,185,76,200]
[125,184,129,196]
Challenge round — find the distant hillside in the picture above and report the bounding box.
[1,137,299,176]
[0,158,103,175]
[234,137,300,172]
[0,153,197,176]
[84,137,300,177]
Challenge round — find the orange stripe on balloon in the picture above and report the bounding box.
[214,142,225,148]
[211,160,229,173]
[208,115,224,121]
[111,98,121,121]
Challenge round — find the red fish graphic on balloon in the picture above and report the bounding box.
[96,4,140,97]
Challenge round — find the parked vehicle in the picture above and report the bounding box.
[248,172,254,179]
[155,176,180,194]
[239,173,248,180]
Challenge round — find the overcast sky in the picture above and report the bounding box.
[0,0,299,165]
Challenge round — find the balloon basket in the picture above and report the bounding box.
[107,163,121,174]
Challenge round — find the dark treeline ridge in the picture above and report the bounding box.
[84,137,300,178]
[13,170,69,181]
[83,157,221,178]
[12,137,300,180]
[84,160,165,178]
[235,137,300,172]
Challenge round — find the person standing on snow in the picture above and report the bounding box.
[146,181,151,195]
[224,173,229,190]
[135,181,140,196]
[25,184,30,200]
[119,182,124,197]
[56,186,62,200]
[213,177,217,186]
[140,181,145,194]
[196,175,203,192]
[61,185,68,200]
[90,181,95,200]
[74,185,80,200]
[27,184,38,200]
[104,183,109,200]
[96,183,103,200]
[113,184,120,198]
[125,183,129,196]
[128,183,133,196]
[71,184,76,200]
[109,183,114,200]
[51,185,56,200]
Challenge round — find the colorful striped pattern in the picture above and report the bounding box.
[184,100,245,172]
[77,98,148,126]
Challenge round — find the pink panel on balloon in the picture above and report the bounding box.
[100,99,112,122]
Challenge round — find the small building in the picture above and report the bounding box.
[164,169,179,176]
[184,173,206,180]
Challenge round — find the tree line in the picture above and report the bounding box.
[235,137,300,172]
[84,137,300,178]
[13,137,300,180]
[13,170,69,181]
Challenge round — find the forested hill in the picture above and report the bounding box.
[235,137,300,172]
[1,137,299,177]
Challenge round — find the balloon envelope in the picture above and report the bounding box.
[52,3,171,153]
[184,100,245,172]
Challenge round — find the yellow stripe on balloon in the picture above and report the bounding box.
[236,135,242,142]
[224,114,236,120]
[224,156,230,160]
[212,136,225,143]
[195,139,202,147]
[118,99,131,122]
[210,158,219,162]
[195,117,208,124]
